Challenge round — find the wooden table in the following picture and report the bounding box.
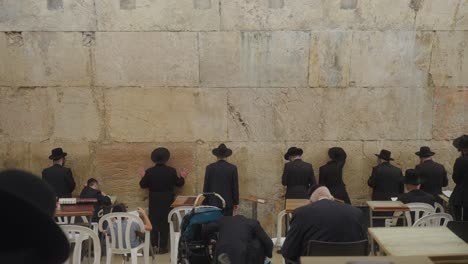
[368,227,468,258]
[242,195,266,220]
[301,256,433,264]
[285,199,309,213]
[55,204,95,217]
[171,196,201,208]
[367,201,409,227]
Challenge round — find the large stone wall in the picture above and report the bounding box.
[0,0,467,235]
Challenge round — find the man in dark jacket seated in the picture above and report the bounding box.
[281,185,367,263]
[398,169,435,205]
[80,178,112,222]
[206,215,273,264]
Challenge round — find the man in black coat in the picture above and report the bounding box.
[414,146,448,203]
[450,135,468,221]
[368,149,403,201]
[80,178,112,222]
[319,147,350,204]
[398,169,435,205]
[208,215,273,264]
[281,185,367,263]
[42,148,76,198]
[203,144,239,216]
[282,147,316,199]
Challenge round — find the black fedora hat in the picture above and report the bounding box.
[212,144,232,158]
[375,149,394,161]
[328,147,347,161]
[403,169,423,185]
[48,147,67,160]
[453,134,468,150]
[151,147,170,164]
[0,170,69,263]
[415,146,435,157]
[284,147,304,160]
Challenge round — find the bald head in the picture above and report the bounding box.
[310,186,334,203]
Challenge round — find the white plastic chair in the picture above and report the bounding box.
[271,210,292,249]
[434,202,445,213]
[404,203,435,226]
[56,216,99,233]
[168,206,193,264]
[61,225,101,264]
[413,213,453,227]
[99,212,150,264]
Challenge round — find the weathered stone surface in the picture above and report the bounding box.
[430,31,468,87]
[363,140,460,190]
[200,31,309,87]
[226,88,323,141]
[322,87,433,140]
[220,0,324,30]
[221,0,417,30]
[454,0,468,30]
[1,142,31,171]
[29,142,92,196]
[0,32,91,87]
[349,31,433,87]
[95,32,198,87]
[95,0,219,31]
[309,31,352,87]
[0,87,52,141]
[415,0,459,30]
[104,87,227,142]
[49,87,102,142]
[0,0,96,31]
[432,88,468,140]
[94,143,196,209]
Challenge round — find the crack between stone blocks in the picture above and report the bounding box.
[218,0,222,31]
[197,32,201,87]
[451,0,462,30]
[92,0,99,31]
[306,31,312,88]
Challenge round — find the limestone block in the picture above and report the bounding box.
[220,0,324,30]
[415,0,459,30]
[0,0,96,31]
[349,31,433,87]
[309,31,352,87]
[94,143,196,209]
[2,142,31,171]
[432,88,468,140]
[0,32,91,87]
[454,0,468,30]
[95,0,219,31]
[0,33,11,85]
[104,87,227,142]
[200,32,309,87]
[49,87,102,142]
[325,0,416,30]
[363,140,460,190]
[430,31,468,87]
[95,32,198,87]
[29,142,92,196]
[226,88,323,141]
[321,87,433,140]
[0,87,52,141]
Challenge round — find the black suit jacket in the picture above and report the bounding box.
[416,160,448,196]
[203,160,239,208]
[368,162,403,200]
[450,154,468,206]
[281,199,367,262]
[80,186,112,221]
[282,159,316,199]
[319,160,350,203]
[139,164,185,193]
[211,215,273,264]
[42,164,76,198]
[398,189,436,205]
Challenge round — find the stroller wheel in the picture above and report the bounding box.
[178,258,190,264]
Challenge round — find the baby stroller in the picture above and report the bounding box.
[178,192,225,264]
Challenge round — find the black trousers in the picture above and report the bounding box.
[149,191,174,249]
[453,206,468,221]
